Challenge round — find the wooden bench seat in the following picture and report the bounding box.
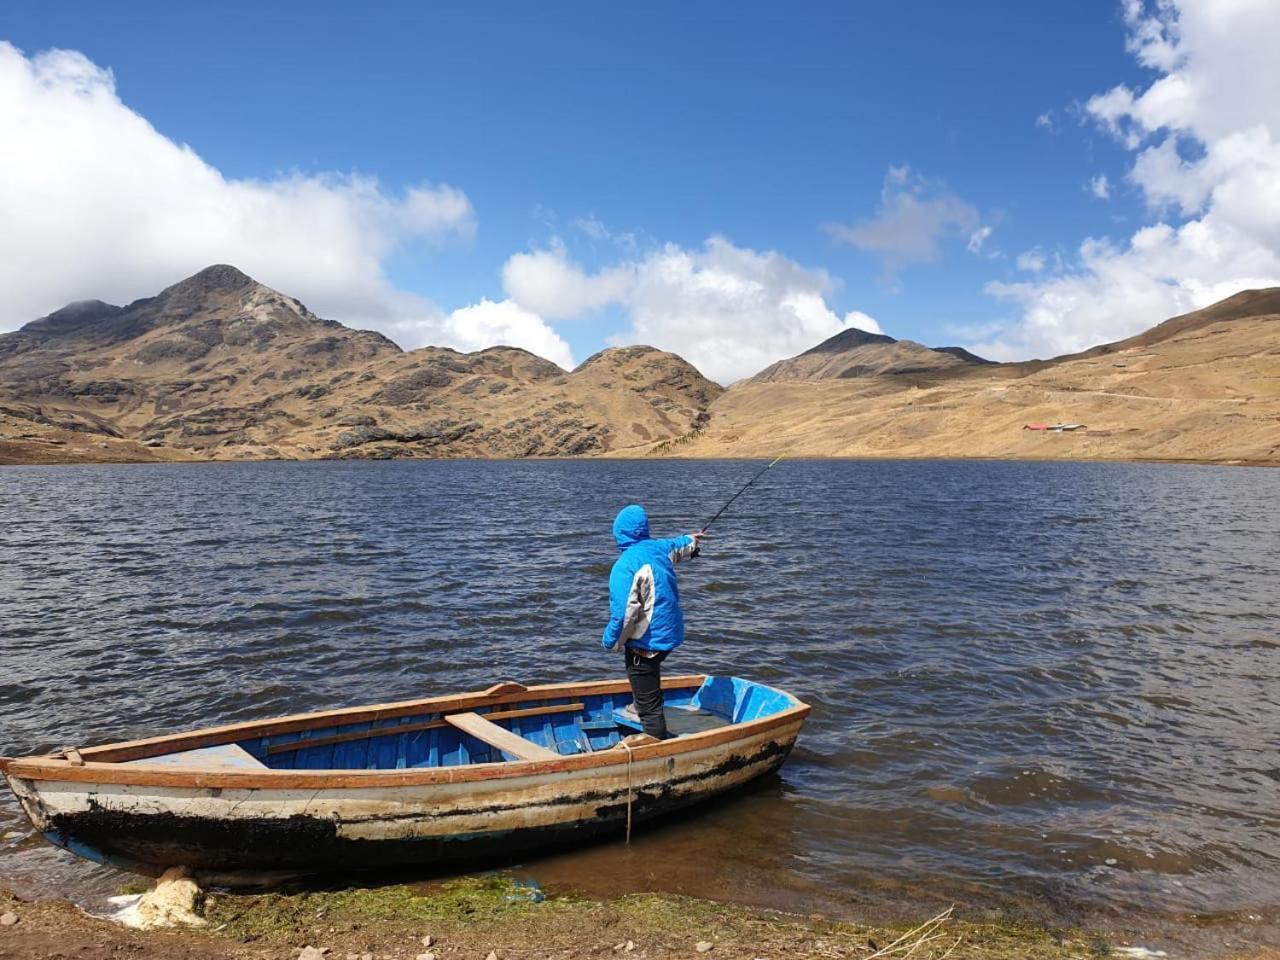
[123,743,265,770]
[444,712,560,762]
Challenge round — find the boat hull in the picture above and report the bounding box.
[4,718,802,872]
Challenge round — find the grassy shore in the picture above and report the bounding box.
[5,877,1276,960]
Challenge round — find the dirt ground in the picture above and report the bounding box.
[2,879,1279,960]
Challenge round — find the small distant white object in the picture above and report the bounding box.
[1115,948,1168,959]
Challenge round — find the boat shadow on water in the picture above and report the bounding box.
[231,772,799,897]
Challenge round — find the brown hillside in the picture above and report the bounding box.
[675,289,1280,465]
[751,327,988,382]
[1076,287,1280,356]
[0,266,722,463]
[2,269,1275,466]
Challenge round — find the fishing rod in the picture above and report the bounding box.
[699,455,784,534]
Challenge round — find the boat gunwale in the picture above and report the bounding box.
[2,676,811,790]
[24,676,709,765]
[3,710,811,789]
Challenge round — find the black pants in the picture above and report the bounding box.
[624,648,670,739]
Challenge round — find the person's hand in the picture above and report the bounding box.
[690,530,708,556]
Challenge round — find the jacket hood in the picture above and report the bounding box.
[612,504,651,551]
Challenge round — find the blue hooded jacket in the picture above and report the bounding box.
[602,504,698,653]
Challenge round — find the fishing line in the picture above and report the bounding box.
[699,455,784,534]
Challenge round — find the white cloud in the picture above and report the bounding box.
[967,225,994,253]
[443,299,574,370]
[982,229,1277,360]
[1016,249,1047,273]
[1036,111,1056,132]
[0,42,583,368]
[498,236,882,384]
[1090,174,1112,200]
[827,167,987,274]
[843,311,884,335]
[502,242,634,319]
[975,0,1280,360]
[613,237,882,384]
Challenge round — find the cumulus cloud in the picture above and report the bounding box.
[0,42,576,367]
[617,238,883,383]
[502,242,634,319]
[976,0,1280,359]
[499,236,882,384]
[1090,174,1112,200]
[443,299,574,370]
[827,167,988,275]
[844,311,884,335]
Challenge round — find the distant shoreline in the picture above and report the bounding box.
[2,446,1277,469]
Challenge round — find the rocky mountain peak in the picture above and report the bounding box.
[168,264,256,296]
[800,326,897,355]
[576,344,662,370]
[752,325,990,383]
[142,264,260,317]
[21,299,124,336]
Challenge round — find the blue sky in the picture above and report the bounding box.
[3,1,1277,381]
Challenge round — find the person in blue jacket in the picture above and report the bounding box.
[602,504,705,739]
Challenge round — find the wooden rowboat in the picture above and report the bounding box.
[0,674,810,873]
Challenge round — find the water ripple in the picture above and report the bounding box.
[0,459,1277,928]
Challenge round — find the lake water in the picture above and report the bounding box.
[1,459,1277,947]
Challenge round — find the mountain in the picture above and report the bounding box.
[934,345,997,365]
[751,327,990,382]
[2,267,1276,466]
[681,288,1280,465]
[1074,287,1280,357]
[0,266,721,463]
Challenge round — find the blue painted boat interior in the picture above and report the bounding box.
[214,676,798,771]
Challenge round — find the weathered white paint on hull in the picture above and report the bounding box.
[4,720,802,868]
[2,675,811,871]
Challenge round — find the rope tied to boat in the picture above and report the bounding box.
[619,739,635,846]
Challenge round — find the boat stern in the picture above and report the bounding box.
[1,759,52,834]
